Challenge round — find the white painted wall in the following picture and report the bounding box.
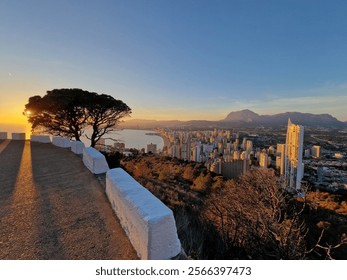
[30,135,51,143]
[52,136,71,148]
[82,147,109,174]
[11,133,26,140]
[71,141,85,155]
[106,168,181,260]
[0,132,8,140]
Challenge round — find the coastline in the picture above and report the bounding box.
[160,134,171,148]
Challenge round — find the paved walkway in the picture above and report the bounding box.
[0,140,137,260]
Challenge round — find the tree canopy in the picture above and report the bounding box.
[24,88,131,147]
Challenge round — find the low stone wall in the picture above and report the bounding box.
[0,132,8,140]
[71,141,85,155]
[106,168,181,260]
[52,136,71,148]
[0,132,7,140]
[30,135,51,143]
[82,147,109,174]
[4,135,179,258]
[12,133,26,140]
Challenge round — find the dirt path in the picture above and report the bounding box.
[0,140,137,259]
[0,139,11,154]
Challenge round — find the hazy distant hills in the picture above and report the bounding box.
[223,110,345,127]
[224,109,261,122]
[121,110,346,129]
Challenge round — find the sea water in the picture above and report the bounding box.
[112,129,164,150]
[82,129,164,151]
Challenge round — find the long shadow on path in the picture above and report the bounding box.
[0,141,25,205]
[29,142,137,259]
[0,141,137,259]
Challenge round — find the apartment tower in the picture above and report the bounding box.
[284,119,304,191]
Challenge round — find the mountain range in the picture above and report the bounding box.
[121,109,347,129]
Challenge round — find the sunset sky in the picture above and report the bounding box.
[1,0,347,134]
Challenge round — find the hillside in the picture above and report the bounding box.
[223,109,261,122]
[103,153,347,259]
[222,110,344,127]
[121,110,346,129]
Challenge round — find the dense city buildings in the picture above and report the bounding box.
[152,117,347,194]
[109,119,347,194]
[159,128,253,179]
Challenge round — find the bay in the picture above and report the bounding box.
[82,129,164,151]
[113,129,164,151]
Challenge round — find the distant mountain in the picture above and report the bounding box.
[222,110,345,128]
[121,110,346,129]
[224,109,261,122]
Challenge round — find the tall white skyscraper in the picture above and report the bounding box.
[284,119,304,191]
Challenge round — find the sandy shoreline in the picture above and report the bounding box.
[159,134,171,148]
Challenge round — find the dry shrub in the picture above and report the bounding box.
[119,155,347,259]
[203,169,307,259]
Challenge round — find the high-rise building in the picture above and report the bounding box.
[268,146,275,155]
[171,144,180,158]
[241,138,247,150]
[276,155,282,170]
[221,159,250,179]
[234,138,239,150]
[192,145,201,162]
[180,143,188,160]
[284,119,304,191]
[277,143,286,175]
[311,145,321,158]
[259,152,269,168]
[210,159,222,174]
[147,143,157,154]
[240,151,248,160]
[233,150,240,160]
[246,140,253,152]
[114,142,125,151]
[304,149,311,158]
